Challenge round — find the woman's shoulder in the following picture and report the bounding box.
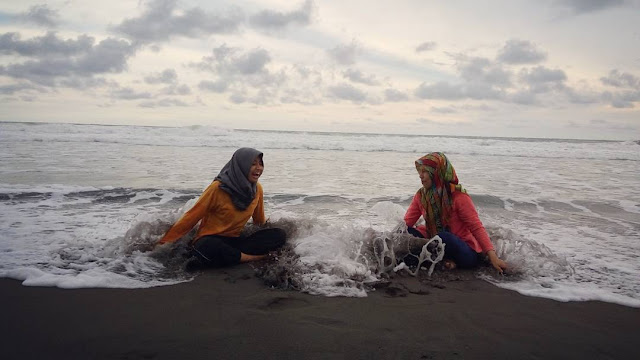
[451,190,473,206]
[207,180,222,190]
[200,180,223,197]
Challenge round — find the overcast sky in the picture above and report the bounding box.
[1,0,639,139]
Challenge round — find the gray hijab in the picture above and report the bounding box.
[215,147,263,210]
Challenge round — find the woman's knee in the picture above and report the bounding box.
[437,231,478,268]
[193,236,241,267]
[269,227,287,245]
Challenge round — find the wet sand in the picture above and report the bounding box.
[2,266,639,360]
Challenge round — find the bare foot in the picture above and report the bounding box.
[240,253,268,263]
[443,259,457,270]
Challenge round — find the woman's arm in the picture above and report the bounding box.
[157,182,216,245]
[404,192,423,227]
[252,183,266,225]
[455,193,493,251]
[455,193,507,273]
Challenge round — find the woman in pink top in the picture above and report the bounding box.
[404,152,507,273]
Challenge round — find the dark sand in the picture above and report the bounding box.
[2,266,639,360]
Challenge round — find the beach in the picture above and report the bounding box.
[2,122,640,359]
[3,265,639,360]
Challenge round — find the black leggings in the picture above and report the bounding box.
[191,228,287,268]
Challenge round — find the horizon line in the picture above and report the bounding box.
[0,119,627,143]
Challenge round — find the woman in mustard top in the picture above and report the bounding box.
[157,148,286,268]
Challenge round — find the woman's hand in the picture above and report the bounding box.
[486,250,508,274]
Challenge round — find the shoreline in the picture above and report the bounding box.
[2,266,639,359]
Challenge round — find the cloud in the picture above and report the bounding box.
[0,32,94,57]
[110,87,153,100]
[327,40,361,65]
[280,88,322,105]
[0,33,136,87]
[192,44,311,105]
[509,90,539,105]
[415,80,504,101]
[416,118,437,124]
[328,83,368,103]
[111,0,244,44]
[384,88,409,102]
[342,68,379,86]
[497,39,547,65]
[600,69,640,89]
[596,69,640,107]
[192,45,288,97]
[0,82,44,95]
[415,53,573,106]
[414,81,465,100]
[139,98,188,107]
[17,4,60,28]
[235,49,271,75]
[250,0,314,30]
[414,54,513,102]
[602,90,640,108]
[457,56,512,86]
[227,90,273,105]
[58,77,112,90]
[161,84,191,95]
[193,45,271,75]
[198,79,229,93]
[518,66,567,93]
[565,87,600,104]
[144,68,177,84]
[76,38,136,73]
[566,118,636,132]
[229,93,246,104]
[431,106,457,114]
[415,41,436,53]
[502,66,568,105]
[416,118,466,127]
[553,0,627,14]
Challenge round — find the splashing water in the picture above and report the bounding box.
[252,219,446,297]
[75,214,573,298]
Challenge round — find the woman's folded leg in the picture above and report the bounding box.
[235,228,287,255]
[191,235,243,268]
[437,231,479,269]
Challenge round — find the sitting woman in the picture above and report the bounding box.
[156,147,286,268]
[404,152,507,273]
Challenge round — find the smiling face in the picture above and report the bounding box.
[247,156,264,184]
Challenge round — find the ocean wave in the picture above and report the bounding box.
[2,122,638,161]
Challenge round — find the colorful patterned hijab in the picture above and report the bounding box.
[415,152,466,238]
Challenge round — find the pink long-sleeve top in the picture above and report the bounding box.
[404,191,494,253]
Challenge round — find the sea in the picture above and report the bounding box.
[1,121,639,307]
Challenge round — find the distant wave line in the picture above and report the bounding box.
[1,138,637,161]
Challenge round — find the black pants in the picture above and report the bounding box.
[191,228,287,268]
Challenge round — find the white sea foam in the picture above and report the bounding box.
[493,279,640,308]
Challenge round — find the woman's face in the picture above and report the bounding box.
[247,157,264,184]
[419,170,433,188]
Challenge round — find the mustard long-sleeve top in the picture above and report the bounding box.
[158,180,266,245]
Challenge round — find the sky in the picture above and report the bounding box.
[1,0,639,140]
